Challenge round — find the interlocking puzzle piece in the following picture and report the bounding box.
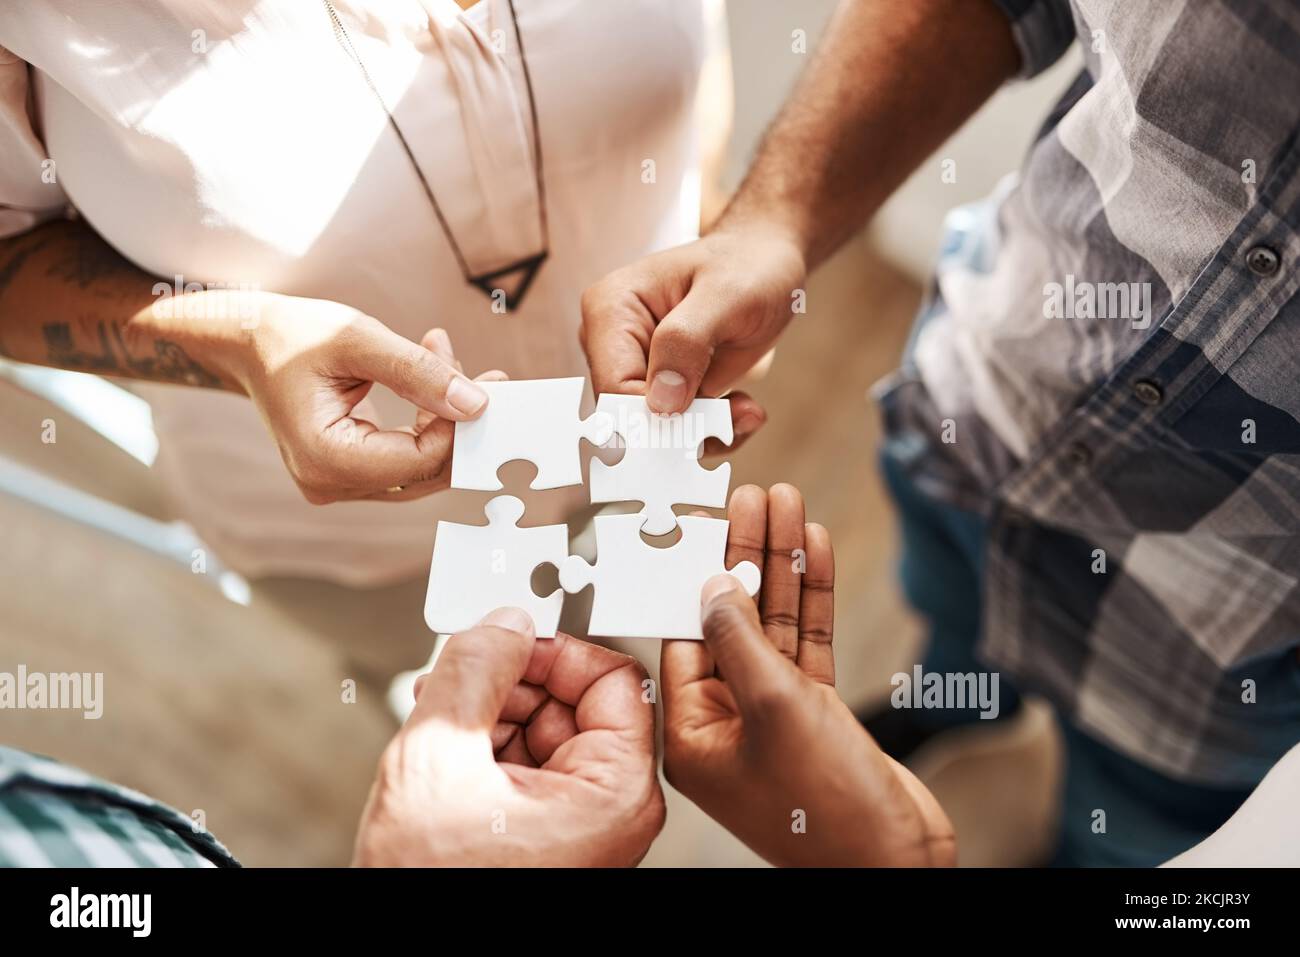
[451,378,614,491]
[559,513,760,639]
[424,495,566,637]
[590,394,733,535]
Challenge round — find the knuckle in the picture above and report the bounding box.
[298,483,337,506]
[391,347,437,389]
[800,622,833,645]
[658,319,708,350]
[608,651,650,686]
[763,608,801,632]
[292,450,334,490]
[579,282,609,317]
[287,452,335,504]
[334,311,379,348]
[700,269,758,305]
[418,416,454,446]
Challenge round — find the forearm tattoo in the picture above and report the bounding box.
[0,220,224,387]
[42,320,222,387]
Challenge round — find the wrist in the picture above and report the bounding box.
[708,204,810,274]
[133,285,282,394]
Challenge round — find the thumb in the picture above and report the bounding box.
[645,284,729,414]
[350,322,489,421]
[699,575,792,717]
[407,607,536,736]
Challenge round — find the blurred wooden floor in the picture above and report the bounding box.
[0,234,925,866]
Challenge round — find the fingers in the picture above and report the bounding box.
[760,484,806,660]
[796,522,836,685]
[660,638,715,696]
[492,723,538,767]
[421,327,462,373]
[727,391,767,445]
[644,284,725,413]
[413,330,505,434]
[523,700,580,765]
[350,321,489,421]
[698,574,794,718]
[419,631,652,769]
[304,415,454,502]
[407,607,536,737]
[307,327,506,502]
[724,484,767,582]
[702,392,766,457]
[581,247,720,412]
[662,508,726,691]
[722,484,781,664]
[579,277,655,397]
[526,633,653,741]
[486,633,654,765]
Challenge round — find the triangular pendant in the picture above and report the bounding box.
[469,252,548,312]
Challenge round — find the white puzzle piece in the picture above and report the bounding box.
[451,378,614,491]
[559,513,760,639]
[590,394,734,535]
[424,495,566,637]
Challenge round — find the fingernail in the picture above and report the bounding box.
[648,371,688,413]
[700,574,738,607]
[478,607,534,635]
[734,411,760,436]
[447,376,488,417]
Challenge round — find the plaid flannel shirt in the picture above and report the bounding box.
[0,747,238,867]
[881,0,1300,786]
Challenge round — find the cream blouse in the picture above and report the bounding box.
[0,0,709,584]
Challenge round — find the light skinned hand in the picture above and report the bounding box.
[353,608,665,867]
[235,293,505,503]
[579,225,806,437]
[661,484,956,867]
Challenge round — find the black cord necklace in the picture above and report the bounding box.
[322,0,549,310]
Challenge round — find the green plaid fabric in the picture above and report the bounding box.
[0,746,239,868]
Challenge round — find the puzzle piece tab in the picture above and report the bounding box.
[452,378,614,491]
[424,495,566,637]
[559,513,760,639]
[589,394,733,535]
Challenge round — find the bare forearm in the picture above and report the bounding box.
[719,0,1020,268]
[0,218,246,390]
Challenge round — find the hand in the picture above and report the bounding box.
[353,608,665,867]
[234,293,503,504]
[661,484,956,867]
[580,225,805,432]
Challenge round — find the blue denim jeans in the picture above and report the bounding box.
[879,445,1252,866]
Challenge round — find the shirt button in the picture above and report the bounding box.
[1133,379,1164,405]
[1246,245,1280,277]
[1066,443,1092,468]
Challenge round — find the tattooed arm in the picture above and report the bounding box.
[0,217,500,503]
[0,218,234,388]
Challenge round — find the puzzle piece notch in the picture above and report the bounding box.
[451,378,614,491]
[589,394,734,535]
[424,495,567,637]
[559,513,760,640]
